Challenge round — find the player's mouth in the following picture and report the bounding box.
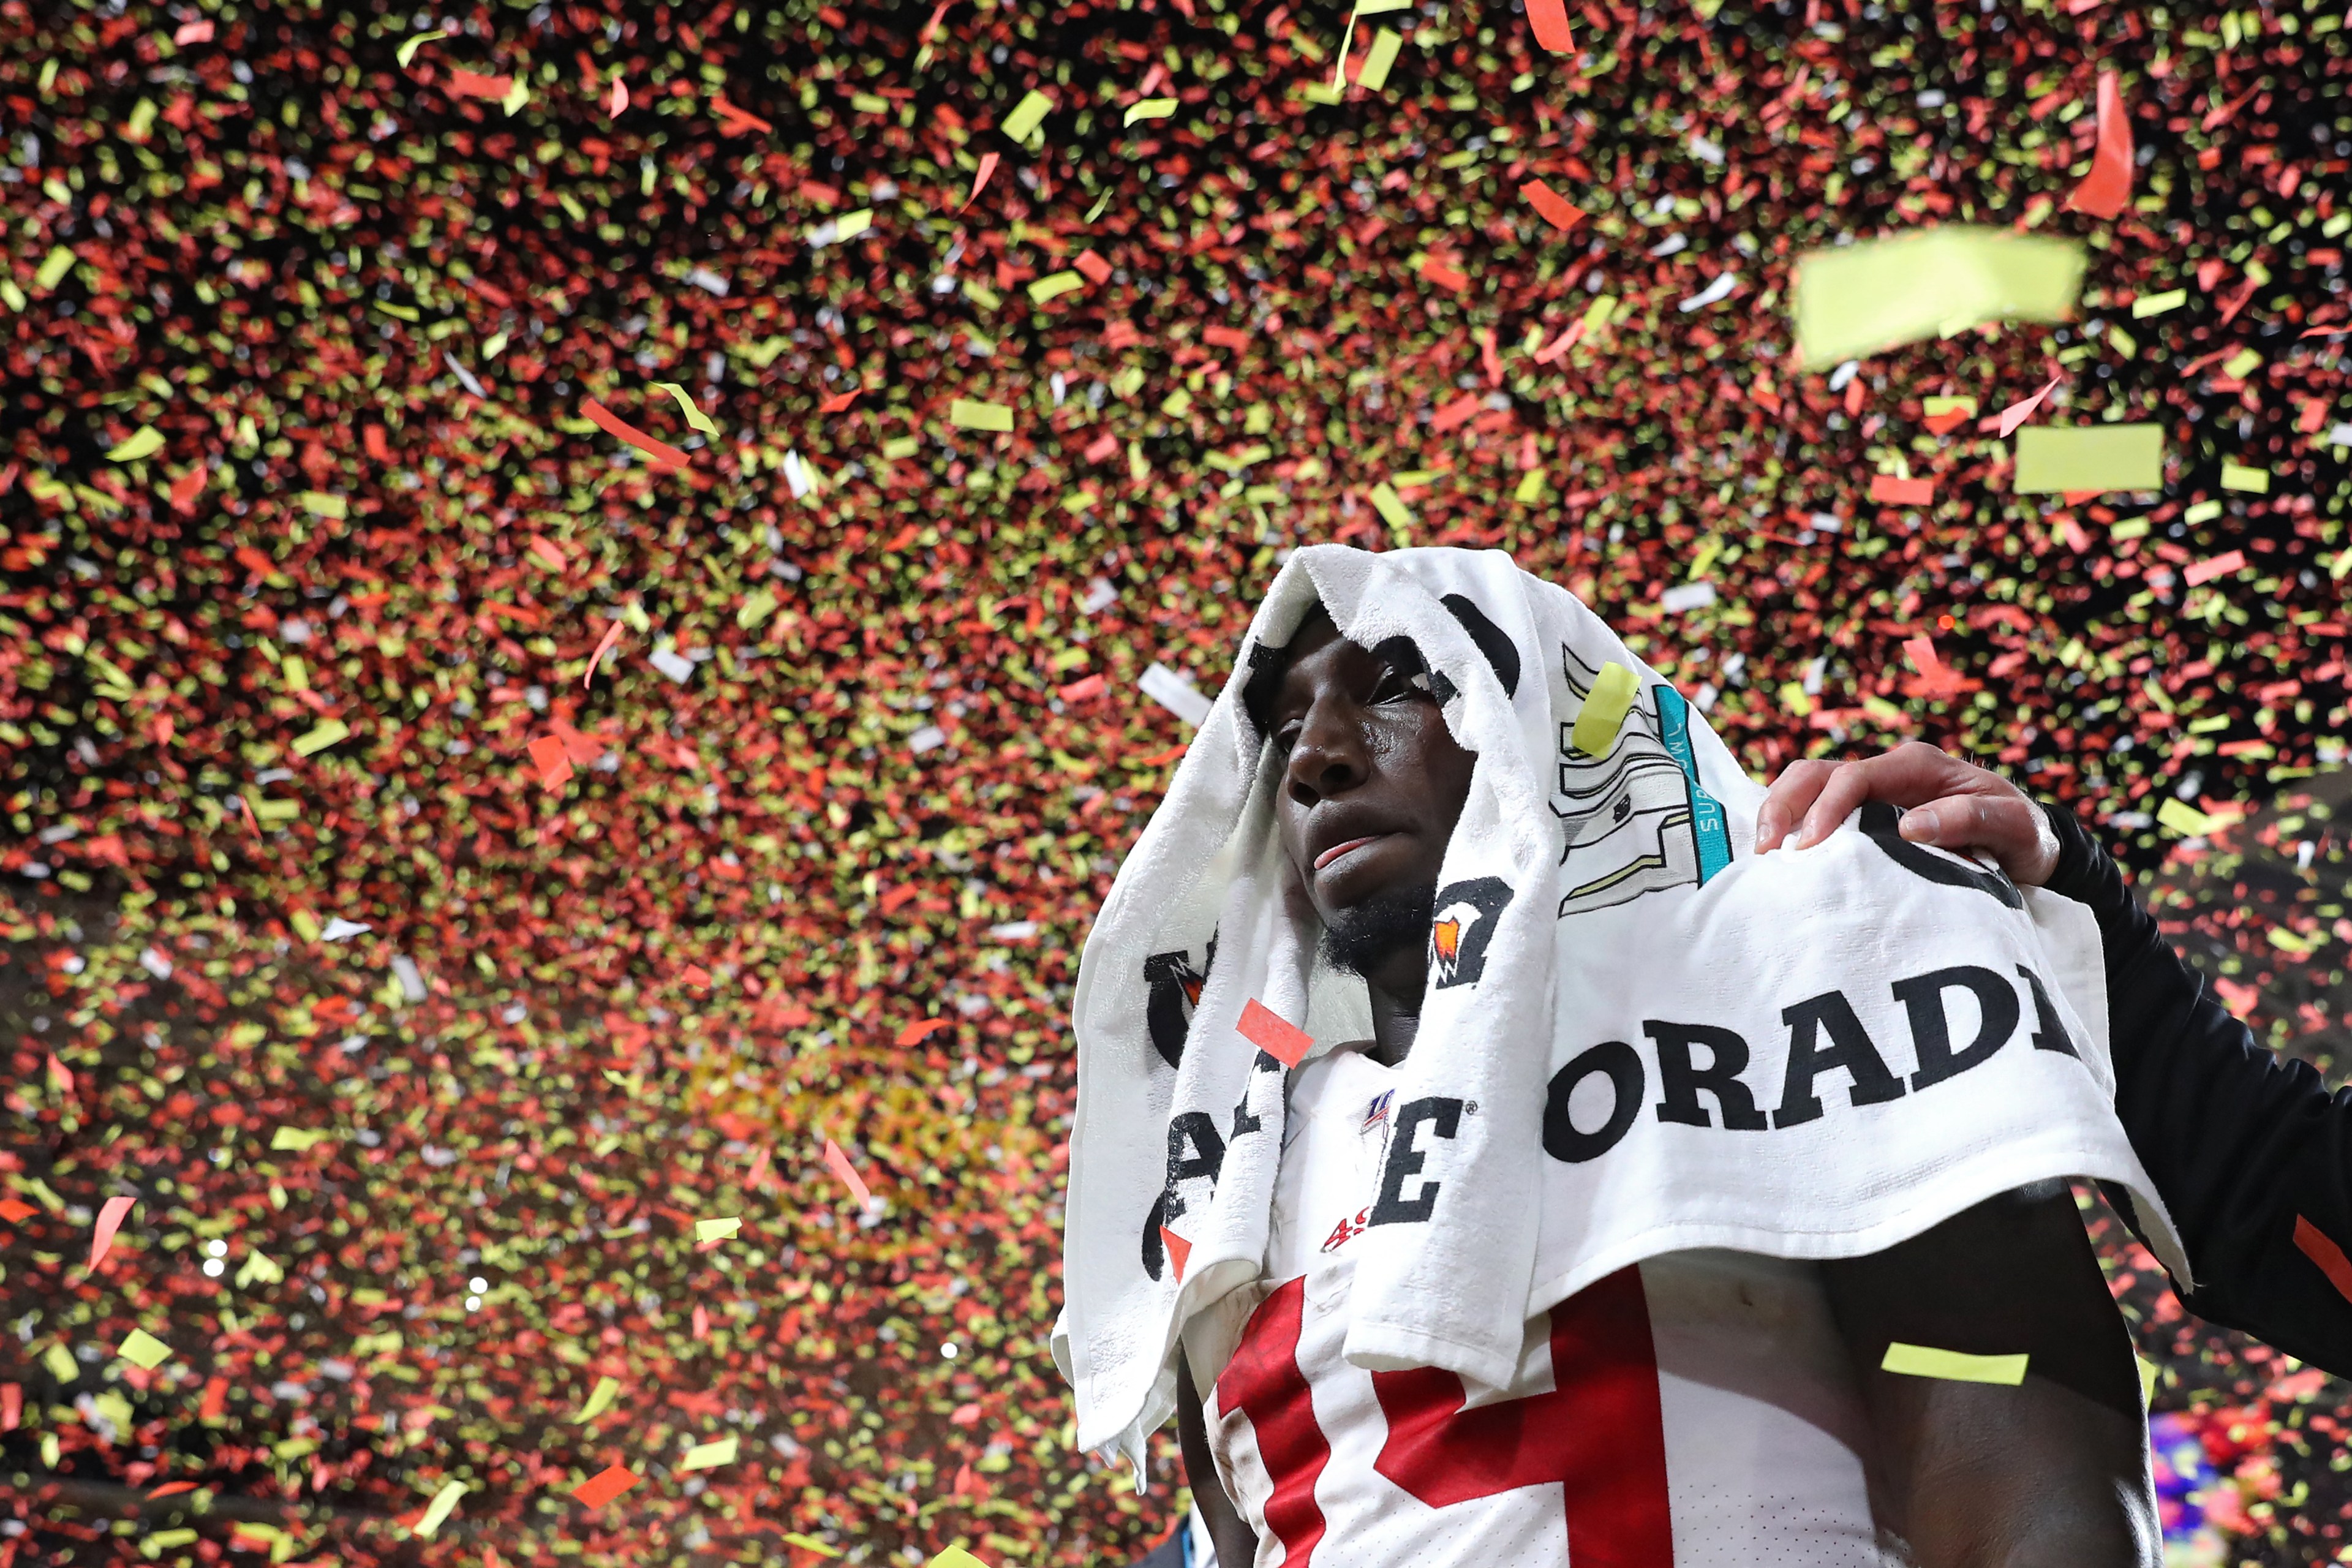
[1314,834,1395,872]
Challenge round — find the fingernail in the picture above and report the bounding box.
[1901,806,1940,840]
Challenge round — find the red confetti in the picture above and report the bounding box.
[1520,179,1586,233]
[1160,1226,1193,1282]
[1237,999,1313,1069]
[580,398,692,468]
[825,1140,875,1208]
[1525,0,1576,53]
[89,1194,134,1270]
[571,1466,641,1509]
[2184,550,2248,587]
[2065,69,2135,220]
[1870,475,1936,506]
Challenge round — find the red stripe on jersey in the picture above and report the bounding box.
[1371,1266,1673,1566]
[1217,1276,1332,1565]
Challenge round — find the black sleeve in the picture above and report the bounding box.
[2042,802,2352,1377]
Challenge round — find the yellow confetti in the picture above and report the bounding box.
[291,719,351,758]
[2011,425,2163,494]
[43,1343,78,1382]
[1358,29,1405,91]
[271,1128,334,1152]
[2157,798,2227,838]
[2219,461,2271,494]
[1793,228,2084,368]
[1569,662,1640,757]
[500,78,530,116]
[927,1550,990,1568]
[412,1480,467,1539]
[107,428,165,462]
[1028,271,1084,304]
[678,1434,739,1471]
[950,399,1014,432]
[1579,293,1619,335]
[653,383,719,435]
[1880,1343,2029,1385]
[834,208,872,241]
[694,1216,742,1243]
[1001,89,1052,142]
[117,1329,172,1371]
[2184,499,2225,526]
[36,246,75,291]
[573,1375,622,1424]
[300,491,347,519]
[2220,348,2263,380]
[1366,482,1414,533]
[1920,395,1978,420]
[782,1536,842,1559]
[1123,98,1178,126]
[2139,1356,2158,1407]
[2131,287,2185,318]
[395,27,450,67]
[1513,467,1545,503]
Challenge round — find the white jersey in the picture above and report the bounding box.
[1186,1049,1901,1567]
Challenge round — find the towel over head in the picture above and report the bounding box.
[1053,545,2186,1474]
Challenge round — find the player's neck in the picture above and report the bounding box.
[1363,986,1419,1068]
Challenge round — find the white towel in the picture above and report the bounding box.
[1053,545,2187,1476]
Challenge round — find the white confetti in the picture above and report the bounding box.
[320,918,373,942]
[1139,662,1212,728]
[649,648,696,684]
[908,725,946,755]
[443,352,486,398]
[1678,273,1738,312]
[1660,581,1719,613]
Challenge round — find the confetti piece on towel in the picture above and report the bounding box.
[2011,425,2163,494]
[117,1329,171,1370]
[412,1480,467,1537]
[573,1376,621,1423]
[1881,1343,2029,1385]
[1237,998,1313,1068]
[571,1466,638,1508]
[1569,662,1640,756]
[1160,1226,1193,1281]
[89,1196,134,1268]
[582,398,692,467]
[824,1140,875,1207]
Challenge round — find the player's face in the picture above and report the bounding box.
[1267,616,1477,930]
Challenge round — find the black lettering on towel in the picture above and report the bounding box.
[1370,1097,1463,1226]
[1896,965,2022,1090]
[1645,1020,1768,1130]
[1773,989,1907,1128]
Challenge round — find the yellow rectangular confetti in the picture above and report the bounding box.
[2219,348,2263,380]
[2220,461,2270,493]
[43,1343,78,1382]
[695,1216,742,1243]
[949,399,1014,432]
[783,1536,843,1558]
[1123,98,1177,126]
[1028,271,1084,304]
[2132,288,2185,318]
[834,209,872,240]
[412,1480,467,1539]
[1793,228,2084,369]
[1920,395,1978,420]
[927,1550,990,1568]
[291,719,351,757]
[573,1375,621,1424]
[1001,90,1052,142]
[1580,294,1619,334]
[271,1128,334,1152]
[36,246,76,290]
[107,428,165,462]
[1881,1342,2029,1385]
[1569,662,1640,756]
[1359,29,1405,91]
[2157,798,2226,837]
[117,1329,171,1371]
[1366,482,1414,532]
[679,1434,739,1471]
[300,491,347,519]
[2011,424,2163,494]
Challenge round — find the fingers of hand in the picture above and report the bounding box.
[1758,758,1838,849]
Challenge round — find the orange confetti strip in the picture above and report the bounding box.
[570,1466,639,1509]
[89,1194,135,1270]
[963,151,1000,209]
[2065,70,2133,220]
[528,736,573,792]
[2183,549,2248,587]
[824,1139,875,1207]
[1870,474,1935,505]
[1995,375,2063,439]
[1520,179,1586,233]
[895,1018,954,1046]
[1525,0,1575,52]
[447,68,514,100]
[580,398,692,467]
[583,620,624,688]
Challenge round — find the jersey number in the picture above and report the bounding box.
[1218,1267,1672,1566]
